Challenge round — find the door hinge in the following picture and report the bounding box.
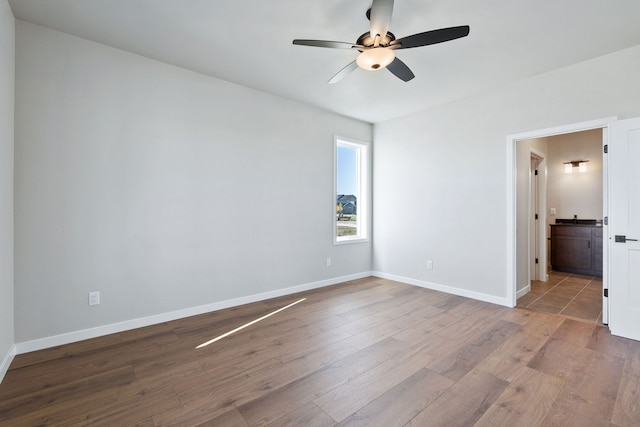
[535,258,539,264]
[604,216,608,225]
[604,144,608,153]
[604,289,609,298]
[535,213,538,220]
[535,169,538,176]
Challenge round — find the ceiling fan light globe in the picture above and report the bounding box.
[356,48,395,71]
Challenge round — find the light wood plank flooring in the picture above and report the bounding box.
[1,277,638,426]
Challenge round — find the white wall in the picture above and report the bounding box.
[546,129,603,224]
[0,0,15,381]
[14,22,372,345]
[373,43,640,304]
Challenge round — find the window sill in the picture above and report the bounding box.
[334,237,369,245]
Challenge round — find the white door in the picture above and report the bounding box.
[609,117,640,341]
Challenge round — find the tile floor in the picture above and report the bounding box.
[517,271,603,325]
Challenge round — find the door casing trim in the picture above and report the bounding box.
[505,117,616,307]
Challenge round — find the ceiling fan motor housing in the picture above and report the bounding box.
[356,31,396,48]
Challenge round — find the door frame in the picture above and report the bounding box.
[505,116,616,308]
[529,151,546,284]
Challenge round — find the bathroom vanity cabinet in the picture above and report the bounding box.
[550,223,603,277]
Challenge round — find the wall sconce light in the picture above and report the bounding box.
[563,160,589,174]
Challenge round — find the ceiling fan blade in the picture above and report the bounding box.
[293,39,362,49]
[391,25,470,49]
[387,57,415,82]
[328,60,358,84]
[369,0,394,42]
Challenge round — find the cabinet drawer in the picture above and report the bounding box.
[551,226,592,238]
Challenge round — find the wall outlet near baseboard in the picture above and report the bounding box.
[426,260,433,270]
[326,258,332,267]
[89,291,100,306]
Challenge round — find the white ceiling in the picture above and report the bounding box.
[8,0,640,123]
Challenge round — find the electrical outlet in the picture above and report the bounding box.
[89,291,100,306]
[426,260,433,270]
[326,258,332,267]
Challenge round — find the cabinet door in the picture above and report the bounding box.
[593,228,603,273]
[551,236,592,270]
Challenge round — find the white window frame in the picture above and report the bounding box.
[334,136,370,244]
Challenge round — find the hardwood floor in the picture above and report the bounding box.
[517,271,603,324]
[2,277,639,426]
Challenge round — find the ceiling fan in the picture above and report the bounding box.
[292,0,469,83]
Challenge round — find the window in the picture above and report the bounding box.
[334,137,369,243]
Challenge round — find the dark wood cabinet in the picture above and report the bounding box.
[550,224,603,276]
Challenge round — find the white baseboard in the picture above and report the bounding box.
[0,344,16,384]
[516,284,531,300]
[372,271,510,307]
[15,272,372,355]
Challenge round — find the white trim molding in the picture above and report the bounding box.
[505,116,617,307]
[15,272,372,354]
[516,284,531,300]
[0,344,16,383]
[372,271,510,307]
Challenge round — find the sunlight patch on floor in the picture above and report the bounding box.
[196,298,307,349]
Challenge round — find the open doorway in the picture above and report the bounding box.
[506,117,613,323]
[518,130,604,323]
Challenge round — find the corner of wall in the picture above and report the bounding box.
[0,344,16,383]
[0,0,15,384]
